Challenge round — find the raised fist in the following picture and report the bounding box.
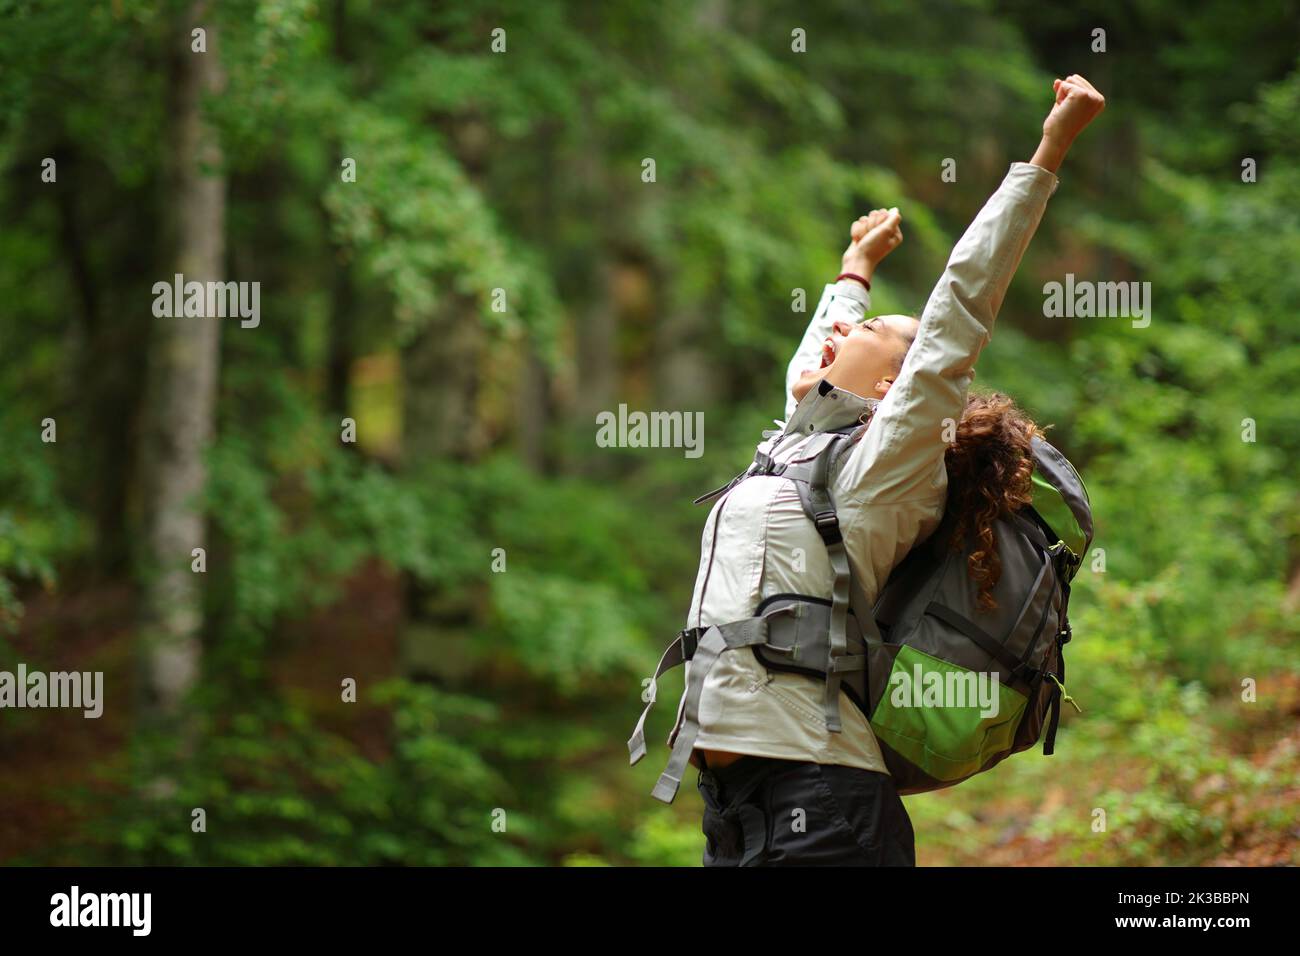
[842,207,903,280]
[1042,74,1105,148]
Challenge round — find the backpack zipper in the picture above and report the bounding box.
[1045,673,1082,713]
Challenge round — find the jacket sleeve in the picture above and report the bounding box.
[783,280,871,422]
[834,161,1059,507]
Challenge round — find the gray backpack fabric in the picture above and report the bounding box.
[836,432,1091,793]
[628,426,1093,803]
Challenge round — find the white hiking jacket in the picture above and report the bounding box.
[668,161,1060,773]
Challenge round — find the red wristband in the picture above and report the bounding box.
[835,272,871,292]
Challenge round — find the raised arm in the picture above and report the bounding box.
[832,74,1105,506]
[784,209,904,421]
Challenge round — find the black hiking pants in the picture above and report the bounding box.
[697,755,915,866]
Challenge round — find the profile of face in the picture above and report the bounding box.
[791,313,920,404]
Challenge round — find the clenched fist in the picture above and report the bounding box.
[1031,73,1105,173]
[1044,74,1105,146]
[841,207,903,282]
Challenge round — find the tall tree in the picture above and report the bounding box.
[137,2,226,719]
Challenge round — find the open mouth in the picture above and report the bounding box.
[819,337,837,369]
[800,337,839,379]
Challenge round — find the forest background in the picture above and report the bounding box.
[1,0,1297,865]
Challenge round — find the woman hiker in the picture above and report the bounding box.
[636,74,1105,866]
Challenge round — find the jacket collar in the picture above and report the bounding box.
[779,379,880,443]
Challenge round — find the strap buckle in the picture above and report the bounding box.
[680,627,701,660]
[1048,540,1083,578]
[813,511,842,544]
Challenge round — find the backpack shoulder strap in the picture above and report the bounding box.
[785,431,863,732]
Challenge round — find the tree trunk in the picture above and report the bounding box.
[400,294,483,465]
[513,346,550,472]
[396,295,484,679]
[138,2,226,719]
[652,288,715,412]
[574,260,618,426]
[324,241,356,420]
[323,0,356,423]
[56,146,157,578]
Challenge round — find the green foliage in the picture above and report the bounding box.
[0,414,86,635]
[54,680,526,867]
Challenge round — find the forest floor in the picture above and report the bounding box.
[917,718,1300,866]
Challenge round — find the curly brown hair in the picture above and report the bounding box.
[944,392,1045,611]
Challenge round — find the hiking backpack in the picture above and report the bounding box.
[628,421,1093,803]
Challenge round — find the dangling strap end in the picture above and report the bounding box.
[651,773,681,804]
[823,675,844,733]
[693,487,725,506]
